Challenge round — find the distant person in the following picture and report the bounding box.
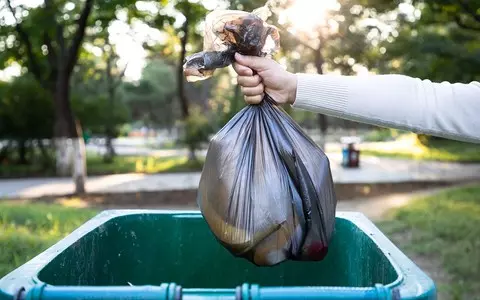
[233,53,480,144]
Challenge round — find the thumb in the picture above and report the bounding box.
[235,53,270,72]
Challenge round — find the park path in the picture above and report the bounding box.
[93,186,453,220]
[1,152,480,198]
[336,186,449,221]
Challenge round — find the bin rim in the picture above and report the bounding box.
[0,210,435,299]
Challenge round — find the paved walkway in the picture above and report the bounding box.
[336,187,450,221]
[1,152,480,198]
[109,186,455,221]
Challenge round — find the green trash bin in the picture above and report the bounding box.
[0,210,436,300]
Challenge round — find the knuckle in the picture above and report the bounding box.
[233,63,241,73]
[240,77,251,86]
[245,88,255,96]
[237,76,245,85]
[247,77,258,87]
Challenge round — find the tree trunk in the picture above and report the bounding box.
[53,72,86,193]
[105,136,116,162]
[37,139,52,169]
[0,141,11,162]
[17,139,28,165]
[178,18,196,161]
[104,49,116,163]
[314,45,328,150]
[73,119,86,194]
[54,74,75,176]
[178,20,190,119]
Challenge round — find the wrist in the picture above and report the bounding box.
[287,72,297,105]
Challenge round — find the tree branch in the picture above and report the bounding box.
[6,0,42,83]
[457,0,480,24]
[113,62,129,89]
[43,31,59,85]
[44,0,65,57]
[66,0,94,76]
[43,32,57,66]
[276,23,316,51]
[455,15,480,31]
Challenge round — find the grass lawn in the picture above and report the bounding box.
[361,134,480,162]
[0,202,97,277]
[378,184,480,299]
[0,155,204,178]
[86,155,204,175]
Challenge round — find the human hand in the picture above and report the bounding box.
[233,53,297,105]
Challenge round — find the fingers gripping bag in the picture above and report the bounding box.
[183,4,337,266]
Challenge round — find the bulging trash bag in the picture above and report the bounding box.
[184,5,337,266]
[197,96,337,266]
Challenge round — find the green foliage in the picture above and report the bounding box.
[71,95,130,136]
[178,105,214,152]
[383,1,480,82]
[206,69,245,129]
[0,202,96,277]
[380,184,480,298]
[121,59,177,129]
[0,72,129,140]
[146,0,208,60]
[414,0,480,31]
[0,75,54,139]
[0,160,55,178]
[0,0,143,75]
[118,124,133,137]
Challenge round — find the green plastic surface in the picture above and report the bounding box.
[0,210,436,299]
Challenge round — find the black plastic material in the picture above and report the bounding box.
[197,96,337,266]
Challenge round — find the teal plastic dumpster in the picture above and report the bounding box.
[0,210,436,300]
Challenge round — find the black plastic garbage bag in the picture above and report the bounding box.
[184,5,337,266]
[197,96,337,266]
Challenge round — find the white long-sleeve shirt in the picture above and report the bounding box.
[292,73,480,144]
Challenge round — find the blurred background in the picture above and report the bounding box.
[0,0,479,299]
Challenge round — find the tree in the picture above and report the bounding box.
[71,49,130,135]
[92,35,129,162]
[1,0,97,192]
[417,0,480,32]
[0,75,54,167]
[382,1,480,82]
[143,0,211,160]
[0,0,141,192]
[121,59,177,131]
[172,1,208,160]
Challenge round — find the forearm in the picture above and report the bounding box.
[292,73,480,144]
